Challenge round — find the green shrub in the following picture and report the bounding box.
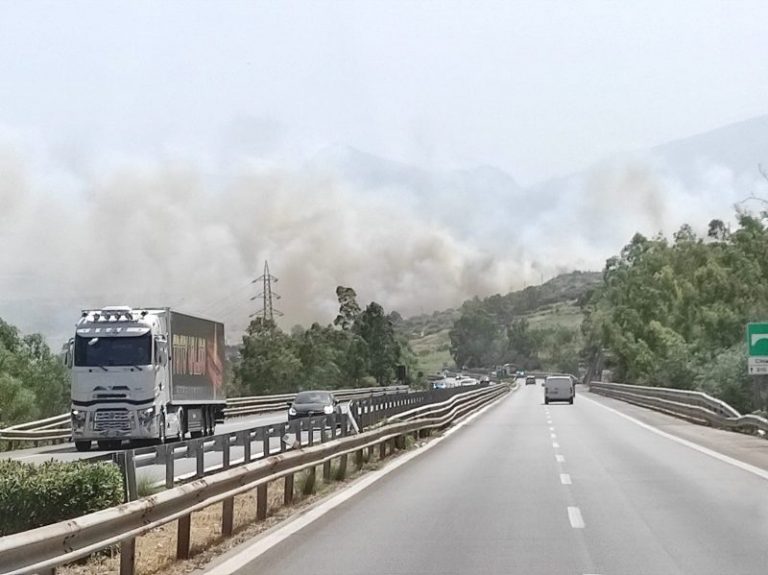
[0,459,123,536]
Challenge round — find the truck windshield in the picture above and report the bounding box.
[74,333,152,367]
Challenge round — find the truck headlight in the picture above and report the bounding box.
[323,405,334,415]
[71,410,86,429]
[288,407,297,416]
[138,406,156,426]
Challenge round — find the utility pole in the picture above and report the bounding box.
[250,260,282,321]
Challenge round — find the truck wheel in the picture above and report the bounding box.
[569,397,574,404]
[544,398,549,405]
[75,441,91,452]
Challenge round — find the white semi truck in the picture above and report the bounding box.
[65,306,226,451]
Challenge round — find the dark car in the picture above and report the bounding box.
[288,390,341,421]
[525,375,536,385]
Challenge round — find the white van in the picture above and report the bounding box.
[544,376,574,405]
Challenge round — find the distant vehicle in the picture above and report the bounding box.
[525,375,536,385]
[288,391,342,420]
[544,376,574,404]
[516,370,525,378]
[65,306,226,451]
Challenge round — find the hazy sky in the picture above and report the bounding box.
[2,1,768,343]
[2,1,768,184]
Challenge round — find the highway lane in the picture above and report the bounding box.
[0,411,289,465]
[212,383,768,575]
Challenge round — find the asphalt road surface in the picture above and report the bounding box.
[0,411,289,466]
[211,383,768,575]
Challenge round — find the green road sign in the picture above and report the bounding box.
[747,323,768,356]
[747,323,768,375]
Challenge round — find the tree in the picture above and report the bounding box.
[357,302,400,384]
[0,318,70,426]
[449,309,500,368]
[235,318,302,395]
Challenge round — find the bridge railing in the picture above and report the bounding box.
[0,385,409,449]
[589,381,768,434]
[0,383,510,575]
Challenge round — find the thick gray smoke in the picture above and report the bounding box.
[1,137,764,346]
[0,149,522,344]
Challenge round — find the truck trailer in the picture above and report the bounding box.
[65,306,226,451]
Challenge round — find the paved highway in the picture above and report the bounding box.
[208,382,768,575]
[0,411,289,465]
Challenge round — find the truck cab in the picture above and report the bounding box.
[66,306,224,451]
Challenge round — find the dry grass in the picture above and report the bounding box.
[57,437,424,575]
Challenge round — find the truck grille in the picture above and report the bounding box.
[94,410,131,432]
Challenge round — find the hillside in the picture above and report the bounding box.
[402,270,601,374]
[400,270,600,337]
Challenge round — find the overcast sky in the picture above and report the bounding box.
[2,0,768,185]
[2,1,768,342]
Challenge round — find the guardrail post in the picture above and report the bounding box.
[257,483,268,520]
[337,453,348,480]
[355,449,364,470]
[119,450,138,575]
[222,496,235,537]
[238,430,251,463]
[195,439,205,478]
[307,418,315,446]
[177,514,192,559]
[279,423,287,452]
[165,445,175,489]
[261,428,270,458]
[222,436,231,470]
[379,440,386,460]
[284,473,294,505]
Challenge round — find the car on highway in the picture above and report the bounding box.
[288,391,342,421]
[544,376,574,404]
[525,375,536,385]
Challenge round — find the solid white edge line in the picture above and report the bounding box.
[581,394,768,482]
[568,506,585,528]
[560,473,572,485]
[204,389,513,575]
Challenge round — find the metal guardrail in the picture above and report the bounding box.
[0,385,409,448]
[589,381,768,435]
[0,383,510,575]
[118,383,494,493]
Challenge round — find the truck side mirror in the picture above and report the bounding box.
[154,337,168,366]
[64,338,74,368]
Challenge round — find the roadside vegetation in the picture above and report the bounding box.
[442,271,600,374]
[233,286,421,395]
[0,319,70,429]
[583,211,768,413]
[0,459,123,536]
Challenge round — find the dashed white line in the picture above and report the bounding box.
[568,506,585,528]
[549,426,555,431]
[560,473,572,485]
[552,441,560,448]
[555,454,565,463]
[550,433,557,439]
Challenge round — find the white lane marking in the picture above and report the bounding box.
[204,390,511,575]
[549,426,555,431]
[560,473,572,485]
[582,394,768,482]
[555,454,565,463]
[568,506,585,528]
[550,433,557,439]
[552,441,560,448]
